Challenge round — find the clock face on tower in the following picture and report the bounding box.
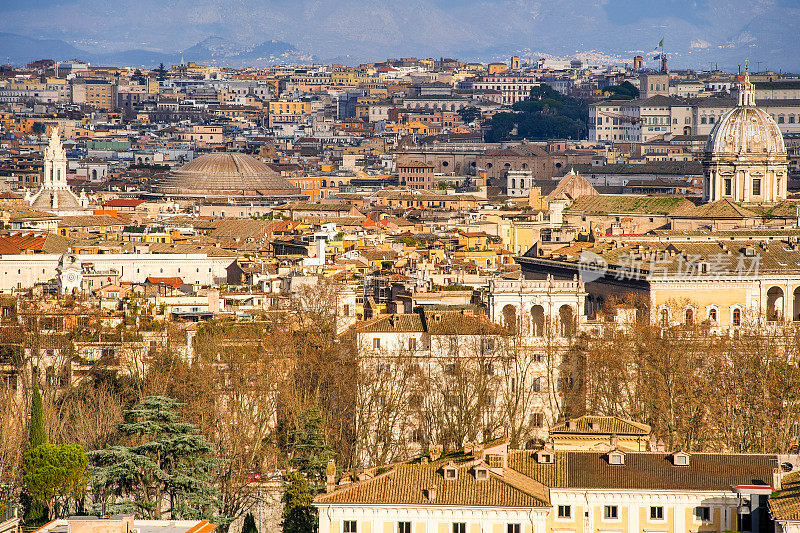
[67,272,76,282]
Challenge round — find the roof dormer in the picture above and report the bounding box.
[535,450,554,464]
[608,450,625,465]
[474,466,489,481]
[672,451,690,466]
[443,463,458,480]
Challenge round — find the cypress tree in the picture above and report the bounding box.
[23,386,49,525]
[241,512,258,533]
[29,386,47,448]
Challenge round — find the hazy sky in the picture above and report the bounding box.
[2,0,800,69]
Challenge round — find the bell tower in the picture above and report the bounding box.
[42,127,68,190]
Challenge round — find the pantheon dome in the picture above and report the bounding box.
[702,71,788,204]
[157,152,299,198]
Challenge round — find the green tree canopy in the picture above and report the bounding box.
[23,443,87,520]
[155,63,167,81]
[603,81,639,100]
[280,471,317,533]
[89,396,221,520]
[457,106,481,123]
[486,84,588,141]
[287,407,333,492]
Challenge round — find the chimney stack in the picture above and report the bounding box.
[326,459,336,493]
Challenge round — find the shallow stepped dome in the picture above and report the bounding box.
[157,152,299,198]
[702,70,788,204]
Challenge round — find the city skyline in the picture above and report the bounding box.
[1,0,800,69]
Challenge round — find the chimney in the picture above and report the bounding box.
[610,435,618,448]
[325,459,336,493]
[774,469,783,491]
[425,487,437,502]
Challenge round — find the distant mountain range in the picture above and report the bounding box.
[0,33,312,68]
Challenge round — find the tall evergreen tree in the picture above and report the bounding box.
[23,386,49,525]
[29,387,47,448]
[241,512,258,533]
[89,396,221,520]
[282,407,333,533]
[280,472,317,533]
[287,407,333,492]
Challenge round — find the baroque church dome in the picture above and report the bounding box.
[702,71,789,204]
[706,76,786,156]
[157,152,299,198]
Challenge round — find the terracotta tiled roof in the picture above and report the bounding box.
[508,450,775,491]
[549,415,650,435]
[315,461,550,508]
[564,195,691,216]
[358,313,424,333]
[770,471,800,522]
[0,232,68,254]
[145,276,183,288]
[671,198,759,219]
[59,215,125,227]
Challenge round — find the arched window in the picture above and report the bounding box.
[768,286,785,322]
[559,305,575,337]
[732,307,741,326]
[708,308,718,323]
[684,308,694,325]
[660,308,669,327]
[502,305,517,330]
[531,305,545,337]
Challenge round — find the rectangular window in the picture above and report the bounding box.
[398,522,411,533]
[507,525,521,533]
[650,506,664,520]
[604,506,618,519]
[409,338,416,351]
[344,521,357,533]
[695,507,711,521]
[558,505,571,519]
[452,524,466,533]
[373,338,380,349]
[724,178,732,196]
[752,178,761,196]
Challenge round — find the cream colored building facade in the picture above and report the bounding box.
[316,443,776,533]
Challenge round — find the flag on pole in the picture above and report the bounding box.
[658,39,663,47]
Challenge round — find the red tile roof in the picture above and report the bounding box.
[144,276,183,288]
